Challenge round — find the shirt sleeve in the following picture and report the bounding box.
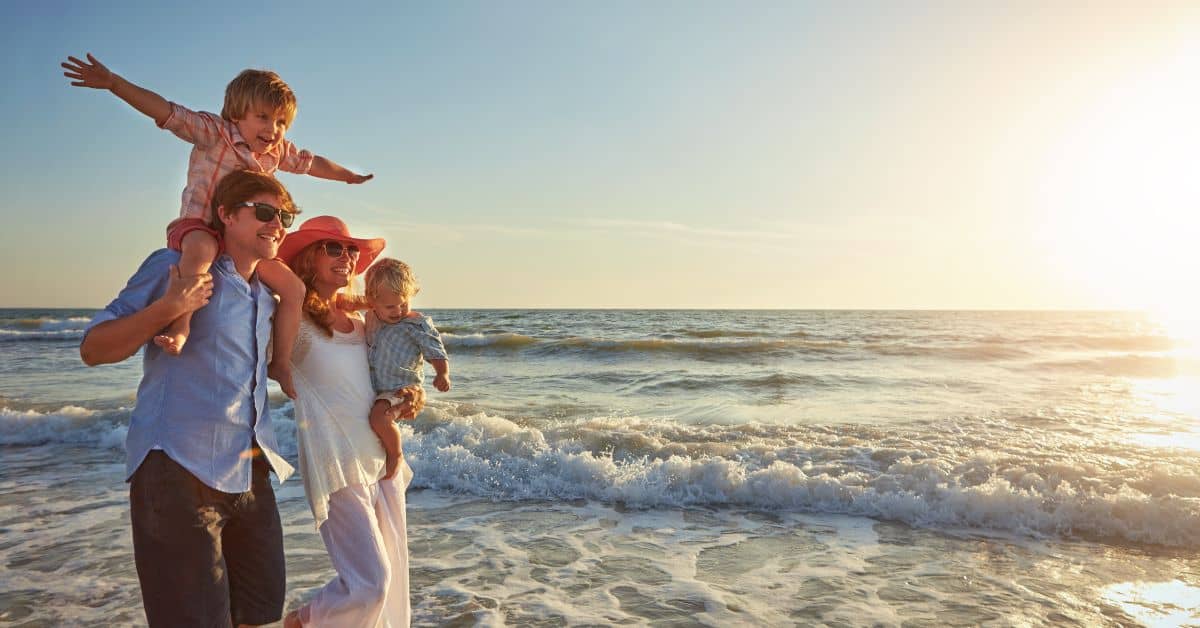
[276,139,314,175]
[405,316,449,361]
[83,249,175,339]
[157,102,224,149]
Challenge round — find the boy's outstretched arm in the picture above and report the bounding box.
[62,53,171,126]
[308,155,374,184]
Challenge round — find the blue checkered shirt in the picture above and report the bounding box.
[365,312,449,392]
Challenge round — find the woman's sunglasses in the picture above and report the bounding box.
[320,241,360,259]
[235,201,296,228]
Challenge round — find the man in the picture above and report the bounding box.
[81,169,297,627]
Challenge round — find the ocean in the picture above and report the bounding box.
[1,308,1198,626]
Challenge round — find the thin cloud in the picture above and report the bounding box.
[373,219,557,241]
[365,214,825,255]
[571,218,797,242]
[563,217,823,254]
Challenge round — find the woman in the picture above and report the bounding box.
[279,215,423,628]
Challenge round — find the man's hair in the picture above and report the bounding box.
[365,258,420,300]
[208,170,297,236]
[221,69,298,126]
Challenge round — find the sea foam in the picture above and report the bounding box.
[0,316,90,342]
[0,405,126,448]
[401,407,1200,548]
[6,398,1199,548]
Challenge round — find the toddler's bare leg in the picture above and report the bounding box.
[369,399,403,479]
[259,259,305,399]
[154,231,218,355]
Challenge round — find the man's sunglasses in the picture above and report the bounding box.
[320,241,360,259]
[235,201,296,228]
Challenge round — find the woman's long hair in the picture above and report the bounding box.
[288,243,361,337]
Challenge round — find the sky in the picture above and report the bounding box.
[1,1,1198,309]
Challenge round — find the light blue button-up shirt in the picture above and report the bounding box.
[85,249,295,492]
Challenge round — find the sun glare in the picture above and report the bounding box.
[1101,580,1200,627]
[1152,309,1200,353]
[1036,43,1200,315]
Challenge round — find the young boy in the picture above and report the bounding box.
[61,53,373,398]
[363,259,451,479]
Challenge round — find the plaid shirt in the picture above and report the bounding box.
[158,102,314,225]
[365,312,449,392]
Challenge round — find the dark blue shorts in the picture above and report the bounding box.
[129,450,285,627]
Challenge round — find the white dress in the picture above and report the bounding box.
[292,316,412,627]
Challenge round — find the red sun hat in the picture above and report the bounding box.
[277,215,386,276]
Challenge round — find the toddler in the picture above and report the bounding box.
[363,259,450,479]
[62,53,373,398]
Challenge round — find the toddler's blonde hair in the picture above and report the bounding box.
[222,69,298,125]
[365,258,420,300]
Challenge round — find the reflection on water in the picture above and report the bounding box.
[1122,361,1200,452]
[1128,431,1200,453]
[1130,376,1200,420]
[1154,309,1200,352]
[1101,580,1200,627]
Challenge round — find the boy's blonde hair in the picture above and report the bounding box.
[365,258,420,300]
[221,69,298,125]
